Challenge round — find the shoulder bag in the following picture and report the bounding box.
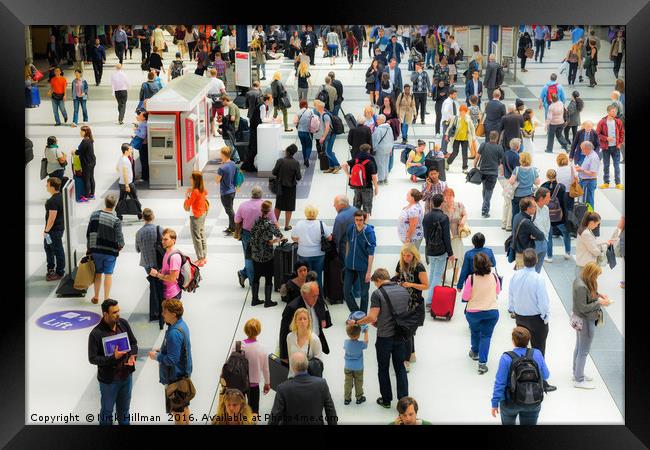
[306,338,324,377]
[165,327,196,410]
[320,221,334,254]
[502,165,520,200]
[569,166,584,198]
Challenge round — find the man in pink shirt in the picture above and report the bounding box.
[110,63,130,125]
[235,185,278,288]
[149,228,182,300]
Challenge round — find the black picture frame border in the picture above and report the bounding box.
[6,0,649,447]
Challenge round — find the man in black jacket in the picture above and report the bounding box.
[569,120,599,165]
[483,53,502,101]
[88,299,138,425]
[501,104,525,150]
[245,81,262,120]
[474,131,504,218]
[300,26,318,66]
[422,194,455,305]
[46,35,64,67]
[347,118,373,157]
[328,71,344,116]
[269,352,337,425]
[279,282,330,361]
[483,89,506,141]
[511,197,546,270]
[350,25,365,62]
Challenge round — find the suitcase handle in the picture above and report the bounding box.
[440,257,458,288]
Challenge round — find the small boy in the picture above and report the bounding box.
[343,323,368,405]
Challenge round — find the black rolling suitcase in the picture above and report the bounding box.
[323,252,344,304]
[344,112,357,130]
[424,156,447,181]
[567,201,599,238]
[273,242,298,291]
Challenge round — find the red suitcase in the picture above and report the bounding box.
[430,259,457,320]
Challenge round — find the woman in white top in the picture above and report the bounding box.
[286,308,322,377]
[545,93,570,153]
[44,136,67,180]
[555,152,577,211]
[398,189,425,253]
[291,205,332,290]
[575,212,617,276]
[233,318,270,415]
[326,30,340,65]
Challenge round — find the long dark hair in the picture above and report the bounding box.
[572,91,584,112]
[578,211,601,235]
[80,125,94,142]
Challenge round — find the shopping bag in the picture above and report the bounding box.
[558,60,569,75]
[73,255,96,290]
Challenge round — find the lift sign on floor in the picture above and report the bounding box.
[36,310,101,331]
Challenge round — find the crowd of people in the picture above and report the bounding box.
[31,23,625,426]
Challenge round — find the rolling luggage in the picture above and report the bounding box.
[318,152,330,171]
[323,252,344,304]
[567,202,599,237]
[430,259,457,320]
[73,175,86,202]
[268,353,290,391]
[273,241,298,292]
[31,86,41,106]
[424,156,447,181]
[344,112,357,130]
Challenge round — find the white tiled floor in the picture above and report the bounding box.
[25,29,624,425]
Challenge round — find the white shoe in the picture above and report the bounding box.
[564,254,571,260]
[573,375,594,382]
[573,380,596,389]
[545,257,553,263]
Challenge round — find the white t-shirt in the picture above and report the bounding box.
[220,36,230,53]
[291,219,332,257]
[117,155,133,185]
[207,77,226,95]
[555,165,574,190]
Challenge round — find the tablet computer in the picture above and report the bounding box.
[102,332,131,356]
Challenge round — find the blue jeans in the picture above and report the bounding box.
[73,97,88,124]
[425,254,448,305]
[49,169,65,180]
[298,131,313,162]
[332,103,341,117]
[401,122,409,141]
[534,242,546,273]
[547,224,571,257]
[99,373,133,425]
[602,146,621,185]
[499,400,541,425]
[239,229,254,283]
[580,179,597,209]
[51,98,68,124]
[299,255,325,290]
[407,166,427,178]
[324,134,339,167]
[464,309,499,364]
[376,336,409,403]
[426,49,436,67]
[44,229,65,275]
[344,268,370,313]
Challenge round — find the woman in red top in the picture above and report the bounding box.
[184,171,209,266]
[346,32,358,69]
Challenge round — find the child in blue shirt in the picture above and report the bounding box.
[343,323,369,405]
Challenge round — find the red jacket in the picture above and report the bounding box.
[596,116,624,148]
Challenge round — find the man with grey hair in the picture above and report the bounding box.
[332,195,357,261]
[86,194,124,304]
[269,352,337,425]
[569,120,599,166]
[235,185,279,288]
[501,103,525,150]
[484,53,501,101]
[372,114,394,184]
[575,141,600,208]
[279,281,330,362]
[328,195,359,303]
[501,137,522,231]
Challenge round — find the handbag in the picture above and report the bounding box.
[320,221,334,254]
[51,92,64,101]
[570,312,584,331]
[33,70,44,82]
[605,244,617,269]
[40,158,49,180]
[165,327,196,409]
[233,223,242,241]
[475,121,485,137]
[279,84,291,109]
[524,47,534,58]
[569,177,584,198]
[458,224,471,239]
[73,255,96,290]
[466,168,482,185]
[558,60,569,75]
[307,339,324,377]
[596,309,605,327]
[365,73,376,84]
[596,249,607,267]
[72,154,83,175]
[502,166,519,200]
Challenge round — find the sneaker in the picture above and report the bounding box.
[284,225,292,231]
[344,399,352,405]
[482,213,490,218]
[251,299,265,307]
[573,380,595,389]
[573,375,594,382]
[331,166,341,174]
[284,128,294,132]
[435,133,440,139]
[376,397,391,409]
[462,168,469,174]
[478,363,489,374]
[88,194,96,199]
[468,350,479,361]
[356,396,366,404]
[237,271,246,288]
[509,312,516,319]
[323,168,334,173]
[223,227,234,235]
[564,253,571,260]
[544,381,557,392]
[71,123,78,128]
[599,183,611,189]
[79,196,89,202]
[545,257,553,263]
[615,184,624,190]
[46,272,63,282]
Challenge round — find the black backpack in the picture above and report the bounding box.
[171,60,183,79]
[547,183,563,223]
[317,86,330,106]
[378,285,421,341]
[221,341,250,393]
[426,220,446,256]
[506,349,544,406]
[327,111,345,135]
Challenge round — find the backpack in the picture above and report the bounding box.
[327,111,345,135]
[506,348,545,406]
[456,47,464,60]
[309,112,321,134]
[546,83,558,104]
[426,220,446,256]
[349,158,370,188]
[316,86,329,106]
[169,250,202,293]
[548,183,563,222]
[220,341,250,393]
[171,60,183,79]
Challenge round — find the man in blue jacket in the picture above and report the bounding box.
[90,37,106,86]
[383,58,403,98]
[385,35,405,64]
[538,73,565,118]
[148,299,193,425]
[343,210,377,313]
[465,70,483,106]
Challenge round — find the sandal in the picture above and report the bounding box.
[91,297,99,304]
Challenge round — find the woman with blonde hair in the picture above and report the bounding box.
[571,262,612,389]
[271,71,292,132]
[296,61,311,101]
[250,37,266,80]
[394,243,428,370]
[564,41,582,85]
[231,318,270,414]
[213,388,256,425]
[183,171,209,266]
[291,204,333,288]
[554,152,576,211]
[442,187,467,284]
[363,105,377,132]
[286,307,322,377]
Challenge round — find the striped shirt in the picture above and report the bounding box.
[86,210,125,256]
[135,223,162,270]
[213,58,227,78]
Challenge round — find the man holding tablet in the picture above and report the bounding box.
[88,299,139,425]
